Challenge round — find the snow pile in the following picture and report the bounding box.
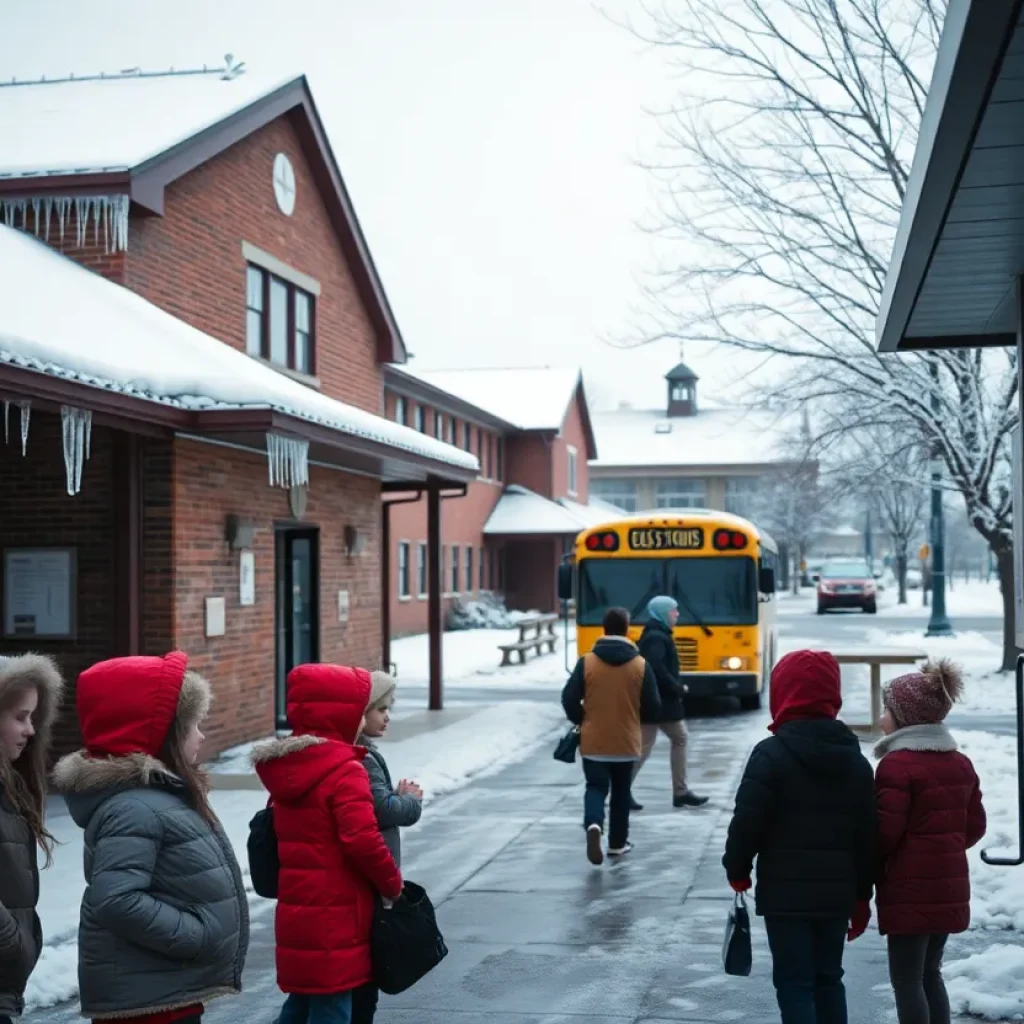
[946,945,1024,1021]
[446,593,533,631]
[879,579,1004,617]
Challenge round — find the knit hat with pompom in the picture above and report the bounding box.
[882,658,964,728]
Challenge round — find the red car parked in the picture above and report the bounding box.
[817,560,877,614]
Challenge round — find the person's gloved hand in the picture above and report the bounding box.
[729,878,752,894]
[848,901,871,942]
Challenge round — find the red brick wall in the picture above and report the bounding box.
[0,412,117,753]
[124,115,384,414]
[171,438,382,753]
[551,388,590,502]
[506,433,553,498]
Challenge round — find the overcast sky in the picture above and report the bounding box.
[0,0,758,410]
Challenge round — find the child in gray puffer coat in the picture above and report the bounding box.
[357,671,423,866]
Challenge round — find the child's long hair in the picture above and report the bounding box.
[159,670,217,826]
[0,655,64,866]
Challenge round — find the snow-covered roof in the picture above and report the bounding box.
[484,486,612,536]
[589,406,795,470]
[0,67,297,178]
[558,496,621,528]
[395,365,581,432]
[0,225,476,473]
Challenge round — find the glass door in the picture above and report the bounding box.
[275,528,320,728]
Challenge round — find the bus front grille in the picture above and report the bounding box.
[675,637,698,671]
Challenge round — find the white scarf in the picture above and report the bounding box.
[874,722,957,759]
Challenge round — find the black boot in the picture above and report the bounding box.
[673,791,709,808]
[629,795,643,811]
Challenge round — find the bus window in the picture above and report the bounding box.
[666,557,757,626]
[578,559,663,626]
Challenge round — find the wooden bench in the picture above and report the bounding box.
[831,648,928,733]
[498,613,559,667]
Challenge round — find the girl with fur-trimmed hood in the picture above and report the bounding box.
[876,659,986,1024]
[0,653,63,1023]
[253,663,402,1024]
[52,653,249,1024]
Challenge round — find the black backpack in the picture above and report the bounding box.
[247,803,279,899]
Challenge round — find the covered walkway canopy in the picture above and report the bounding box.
[876,0,1024,352]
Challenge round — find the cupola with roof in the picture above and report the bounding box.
[665,358,698,417]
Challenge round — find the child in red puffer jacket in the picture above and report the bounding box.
[876,659,987,1024]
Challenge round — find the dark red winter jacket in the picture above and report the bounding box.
[875,724,986,936]
[254,664,402,994]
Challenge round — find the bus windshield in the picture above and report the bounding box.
[577,557,758,628]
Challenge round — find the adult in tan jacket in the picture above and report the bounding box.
[561,607,661,865]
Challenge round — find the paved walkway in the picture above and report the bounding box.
[33,709,996,1023]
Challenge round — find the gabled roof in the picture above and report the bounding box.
[589,405,795,470]
[0,63,405,362]
[484,485,615,536]
[391,364,598,458]
[0,225,475,481]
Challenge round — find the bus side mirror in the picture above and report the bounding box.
[557,563,573,602]
[759,566,776,594]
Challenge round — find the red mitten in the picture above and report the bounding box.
[729,878,752,894]
[847,901,871,942]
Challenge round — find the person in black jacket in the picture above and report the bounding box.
[723,649,877,1024]
[561,607,661,864]
[630,596,708,809]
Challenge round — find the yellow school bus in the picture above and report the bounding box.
[558,509,779,711]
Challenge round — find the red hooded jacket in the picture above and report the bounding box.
[253,665,402,995]
[875,726,986,935]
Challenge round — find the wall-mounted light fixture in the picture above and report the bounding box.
[344,524,366,557]
[225,514,255,550]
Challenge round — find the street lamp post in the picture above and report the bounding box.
[927,358,953,637]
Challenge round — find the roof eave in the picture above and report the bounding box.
[383,366,517,432]
[875,0,1022,353]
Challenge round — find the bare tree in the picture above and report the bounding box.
[628,0,1019,668]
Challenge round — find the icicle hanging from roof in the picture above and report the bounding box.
[18,402,29,456]
[0,195,129,252]
[60,406,92,495]
[266,433,309,488]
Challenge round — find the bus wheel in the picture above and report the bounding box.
[740,693,762,712]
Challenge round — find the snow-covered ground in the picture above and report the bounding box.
[30,623,568,1011]
[778,578,1004,619]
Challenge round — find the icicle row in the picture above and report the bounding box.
[60,406,92,495]
[266,433,310,488]
[0,195,129,252]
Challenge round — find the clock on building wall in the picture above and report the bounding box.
[272,153,296,216]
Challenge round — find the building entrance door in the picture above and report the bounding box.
[275,528,319,728]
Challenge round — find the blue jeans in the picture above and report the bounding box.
[582,758,633,849]
[277,991,353,1024]
[764,917,848,1024]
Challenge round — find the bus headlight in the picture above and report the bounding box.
[721,656,745,671]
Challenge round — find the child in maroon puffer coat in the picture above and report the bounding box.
[876,659,987,1024]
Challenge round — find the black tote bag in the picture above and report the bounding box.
[372,881,448,994]
[553,726,580,763]
[722,892,752,977]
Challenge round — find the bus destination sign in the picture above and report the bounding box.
[627,527,704,551]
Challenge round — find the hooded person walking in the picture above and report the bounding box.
[52,653,249,1024]
[875,660,986,1024]
[723,650,876,1024]
[0,654,63,1024]
[253,664,403,1024]
[631,596,707,809]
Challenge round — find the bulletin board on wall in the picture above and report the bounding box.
[2,546,77,640]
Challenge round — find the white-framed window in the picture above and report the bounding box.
[590,478,638,514]
[451,546,460,593]
[463,421,473,451]
[434,412,444,440]
[398,541,410,598]
[448,417,456,445]
[417,542,427,598]
[465,546,474,592]
[415,404,426,432]
[655,478,706,509]
[567,445,578,496]
[725,477,762,520]
[394,395,407,426]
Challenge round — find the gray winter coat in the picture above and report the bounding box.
[52,751,249,1020]
[358,737,422,867]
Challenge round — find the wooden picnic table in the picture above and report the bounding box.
[831,647,928,733]
[498,613,560,667]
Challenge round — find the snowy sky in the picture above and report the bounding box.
[0,0,763,410]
